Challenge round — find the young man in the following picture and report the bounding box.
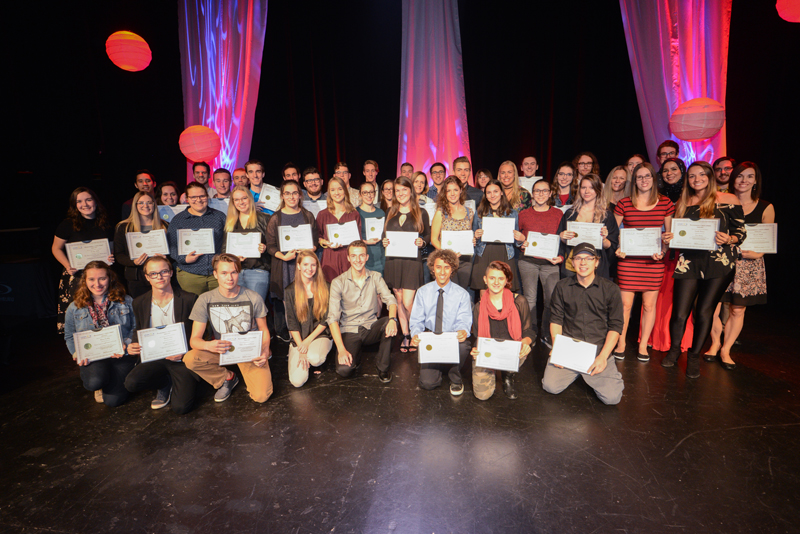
[282,162,300,182]
[713,157,736,193]
[520,156,541,181]
[409,249,472,395]
[363,160,381,205]
[166,181,226,295]
[334,161,361,207]
[121,170,156,220]
[453,156,484,205]
[656,140,679,166]
[184,254,273,403]
[124,256,203,414]
[302,167,327,202]
[245,159,273,214]
[232,167,249,189]
[211,168,232,198]
[542,243,624,405]
[328,241,399,382]
[400,162,414,179]
[426,162,447,201]
[180,162,217,204]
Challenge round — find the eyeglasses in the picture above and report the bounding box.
[715,166,733,172]
[577,162,593,167]
[635,174,653,180]
[361,190,376,196]
[573,256,596,264]
[334,171,350,176]
[187,195,208,201]
[283,191,300,197]
[305,178,321,183]
[659,151,677,158]
[533,189,551,195]
[431,170,446,176]
[145,269,171,279]
[557,172,574,178]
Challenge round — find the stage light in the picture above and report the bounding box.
[777,0,800,22]
[179,126,221,163]
[106,31,152,72]
[668,98,726,141]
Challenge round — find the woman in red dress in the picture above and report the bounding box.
[316,177,363,282]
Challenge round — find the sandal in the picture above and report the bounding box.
[407,334,418,352]
[400,334,410,353]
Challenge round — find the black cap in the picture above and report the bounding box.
[572,242,599,257]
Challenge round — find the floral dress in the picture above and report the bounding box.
[673,203,746,280]
[722,199,769,306]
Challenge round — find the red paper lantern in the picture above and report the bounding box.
[668,98,725,141]
[106,31,152,72]
[777,0,800,23]
[179,126,221,163]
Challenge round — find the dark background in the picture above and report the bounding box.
[5,0,797,311]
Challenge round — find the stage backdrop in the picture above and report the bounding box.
[620,0,732,164]
[178,0,269,181]
[398,0,471,182]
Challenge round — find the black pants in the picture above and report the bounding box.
[336,317,397,377]
[669,271,735,354]
[419,340,471,389]
[79,356,137,407]
[124,359,203,414]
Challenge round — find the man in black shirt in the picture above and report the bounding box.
[542,243,624,405]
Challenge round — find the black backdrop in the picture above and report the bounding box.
[6,0,797,309]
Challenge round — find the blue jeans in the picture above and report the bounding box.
[238,269,270,302]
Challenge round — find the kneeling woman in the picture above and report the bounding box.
[471,261,535,400]
[285,251,332,387]
[64,261,136,407]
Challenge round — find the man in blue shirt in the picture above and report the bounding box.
[426,162,447,202]
[410,249,473,395]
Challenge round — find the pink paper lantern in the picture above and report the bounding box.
[179,126,221,163]
[106,31,152,72]
[668,98,726,141]
[777,0,800,23]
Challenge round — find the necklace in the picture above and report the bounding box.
[153,297,173,317]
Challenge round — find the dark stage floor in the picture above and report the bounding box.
[1,306,799,534]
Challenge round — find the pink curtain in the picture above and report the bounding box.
[398,0,471,182]
[620,0,732,164]
[178,0,268,181]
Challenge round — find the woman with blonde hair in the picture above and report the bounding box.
[114,191,169,298]
[602,165,630,207]
[497,160,532,212]
[285,250,332,387]
[222,185,270,300]
[317,176,363,282]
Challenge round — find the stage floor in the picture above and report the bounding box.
[1,306,798,534]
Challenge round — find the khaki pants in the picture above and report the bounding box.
[184,349,273,403]
[472,353,527,401]
[288,338,332,387]
[176,269,219,296]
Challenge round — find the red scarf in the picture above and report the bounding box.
[478,288,522,341]
[87,296,111,328]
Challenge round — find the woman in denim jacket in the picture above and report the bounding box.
[65,261,136,407]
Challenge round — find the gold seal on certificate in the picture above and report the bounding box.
[481,217,515,243]
[219,331,263,365]
[417,332,460,364]
[157,204,189,223]
[177,228,216,255]
[385,231,419,258]
[326,221,360,246]
[524,231,560,259]
[365,217,385,240]
[257,184,281,212]
[73,324,125,363]
[278,224,314,252]
[669,219,720,251]
[475,337,521,372]
[441,230,474,256]
[566,222,603,249]
[126,229,169,257]
[65,239,111,270]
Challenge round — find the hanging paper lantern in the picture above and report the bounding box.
[179,126,221,163]
[668,98,726,141]
[777,0,800,23]
[105,31,152,72]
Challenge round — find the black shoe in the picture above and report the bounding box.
[501,372,518,400]
[612,351,625,360]
[686,353,701,379]
[704,354,720,362]
[637,351,650,362]
[720,360,736,370]
[661,348,680,368]
[378,370,392,383]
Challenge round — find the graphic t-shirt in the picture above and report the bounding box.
[189,287,267,339]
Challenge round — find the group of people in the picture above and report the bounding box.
[53,143,772,412]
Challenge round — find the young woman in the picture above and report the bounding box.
[470,261,535,400]
[518,180,563,347]
[356,181,386,274]
[475,169,493,190]
[156,181,180,206]
[430,176,475,290]
[602,166,630,207]
[658,157,687,203]
[285,251,332,387]
[557,174,619,279]
[317,177,363,282]
[498,161,532,212]
[662,162,746,378]
[612,163,674,361]
[52,187,115,334]
[222,185,271,300]
[114,192,169,298]
[471,179,523,292]
[64,261,136,406]
[412,171,433,206]
[382,176,431,352]
[625,154,646,179]
[706,162,774,369]
[551,162,576,208]
[380,180,395,214]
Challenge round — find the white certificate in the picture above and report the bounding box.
[73,324,124,363]
[326,220,360,246]
[138,323,188,363]
[743,223,777,254]
[178,228,215,255]
[278,224,314,252]
[422,203,437,223]
[208,198,230,215]
[566,221,603,249]
[481,217,515,243]
[518,176,542,194]
[620,228,662,257]
[256,184,281,212]
[126,229,169,257]
[226,232,262,258]
[475,337,521,372]
[441,230,475,256]
[66,239,111,270]
[219,330,263,365]
[302,200,326,217]
[524,232,560,259]
[550,334,598,374]
[417,332,460,364]
[158,204,189,223]
[365,217,385,240]
[670,218,719,251]
[385,231,419,258]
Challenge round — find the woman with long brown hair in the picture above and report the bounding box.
[430,176,475,290]
[317,176,363,282]
[114,192,169,298]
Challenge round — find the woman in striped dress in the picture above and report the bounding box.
[612,163,674,361]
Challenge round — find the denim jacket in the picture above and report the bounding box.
[64,295,136,356]
[472,210,521,260]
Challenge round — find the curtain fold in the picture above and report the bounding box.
[620,0,731,164]
[398,0,471,181]
[178,0,269,180]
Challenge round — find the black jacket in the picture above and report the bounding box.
[130,286,198,345]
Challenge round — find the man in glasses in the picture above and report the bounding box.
[302,167,327,202]
[426,162,447,201]
[166,181,226,295]
[333,161,361,207]
[124,256,203,413]
[656,140,679,166]
[713,157,736,193]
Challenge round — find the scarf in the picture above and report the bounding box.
[660,177,684,204]
[87,296,111,328]
[478,288,522,341]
